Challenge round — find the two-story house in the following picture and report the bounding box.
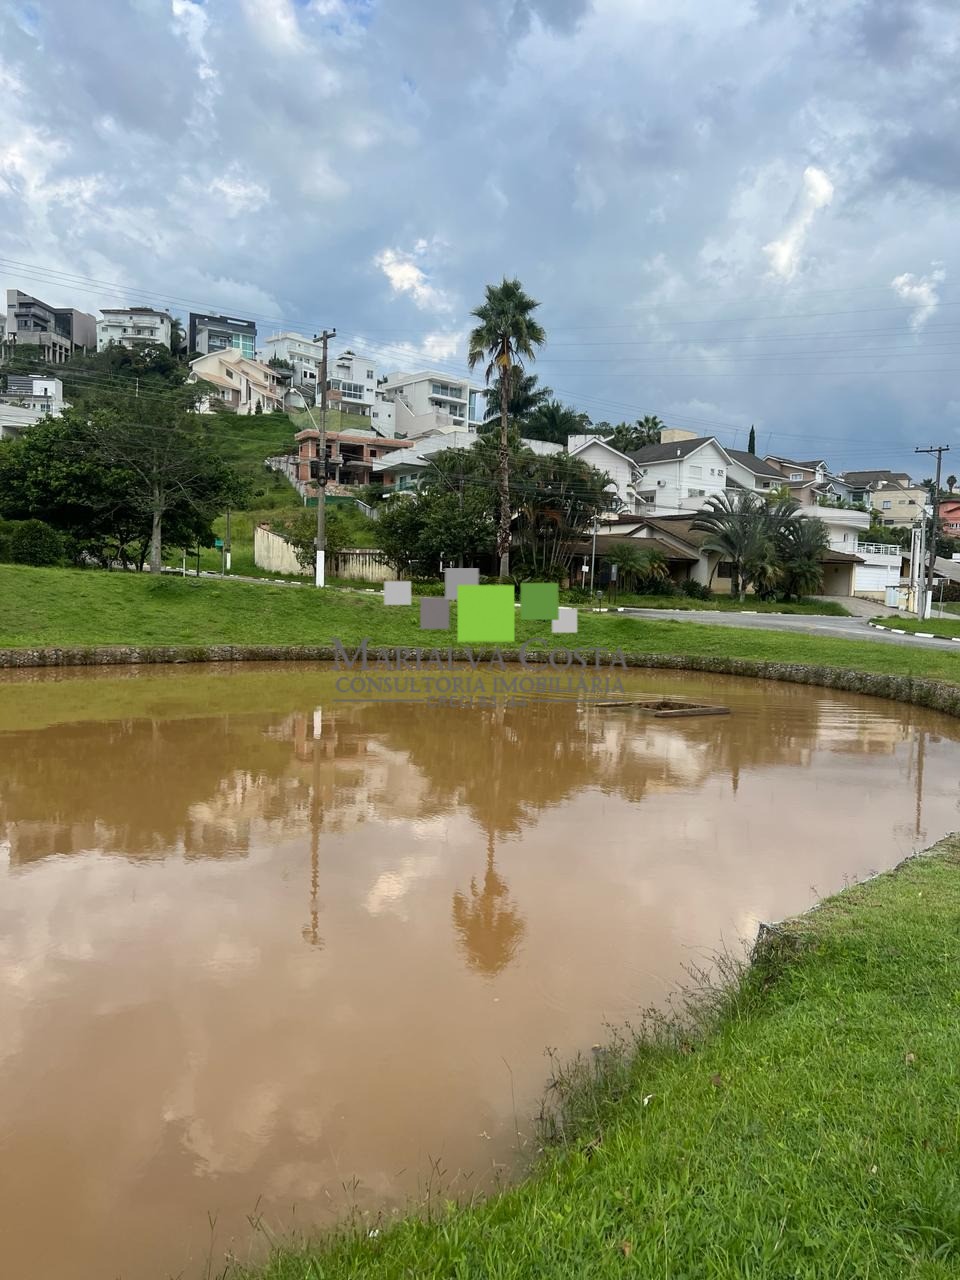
[189,348,284,414]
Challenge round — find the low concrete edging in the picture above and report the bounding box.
[2,643,960,719]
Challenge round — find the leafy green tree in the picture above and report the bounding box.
[510,449,610,581]
[468,278,546,580]
[692,489,797,600]
[777,516,830,600]
[0,410,146,565]
[947,474,957,494]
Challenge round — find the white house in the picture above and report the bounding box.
[97,307,173,351]
[189,348,284,414]
[0,374,64,415]
[566,435,645,514]
[261,331,326,394]
[378,370,488,438]
[370,431,562,490]
[327,349,378,419]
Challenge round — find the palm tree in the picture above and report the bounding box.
[777,516,830,600]
[603,544,668,593]
[523,398,591,445]
[605,416,663,455]
[692,489,796,600]
[468,279,546,580]
[947,474,957,494]
[482,369,551,426]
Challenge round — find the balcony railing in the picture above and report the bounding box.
[857,542,903,557]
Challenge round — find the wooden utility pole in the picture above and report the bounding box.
[315,328,336,587]
[916,444,950,613]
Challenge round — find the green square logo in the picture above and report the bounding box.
[456,584,515,643]
[520,581,559,622]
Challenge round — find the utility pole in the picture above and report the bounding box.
[916,445,950,617]
[316,328,336,588]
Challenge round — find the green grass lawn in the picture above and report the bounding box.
[238,837,960,1279]
[2,565,960,687]
[875,615,960,640]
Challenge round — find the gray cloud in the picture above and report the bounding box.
[0,0,957,468]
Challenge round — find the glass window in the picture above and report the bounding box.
[690,464,702,478]
[882,500,891,509]
[790,472,803,481]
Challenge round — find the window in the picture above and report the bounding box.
[690,464,702,478]
[882,500,891,509]
[717,562,733,580]
[225,369,234,379]
[687,488,706,498]
[366,369,374,379]
[790,472,803,481]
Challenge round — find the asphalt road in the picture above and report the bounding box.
[617,608,960,649]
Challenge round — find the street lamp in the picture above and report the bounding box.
[288,385,327,588]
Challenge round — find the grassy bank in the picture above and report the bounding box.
[2,564,960,686]
[875,616,960,640]
[238,837,960,1279]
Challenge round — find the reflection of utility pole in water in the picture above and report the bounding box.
[914,727,926,842]
[301,708,325,948]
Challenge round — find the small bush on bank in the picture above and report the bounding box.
[6,519,65,567]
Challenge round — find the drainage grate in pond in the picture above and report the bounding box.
[590,698,730,718]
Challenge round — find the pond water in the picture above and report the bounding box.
[1,664,958,1279]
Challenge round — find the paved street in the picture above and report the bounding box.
[617,608,960,650]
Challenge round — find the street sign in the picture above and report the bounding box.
[214,538,224,548]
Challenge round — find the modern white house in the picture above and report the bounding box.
[327,349,378,419]
[189,348,284,414]
[261,331,326,394]
[568,429,737,516]
[188,312,256,359]
[377,370,488,439]
[0,374,64,415]
[97,307,173,351]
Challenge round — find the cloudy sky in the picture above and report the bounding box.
[1,0,958,473]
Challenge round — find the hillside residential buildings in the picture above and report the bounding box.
[0,374,64,415]
[378,370,487,438]
[261,332,327,395]
[840,470,930,526]
[295,425,412,489]
[3,289,96,363]
[189,348,284,414]
[327,350,379,419]
[940,499,960,538]
[97,307,173,351]
[188,312,256,359]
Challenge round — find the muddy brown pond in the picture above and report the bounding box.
[1,664,958,1279]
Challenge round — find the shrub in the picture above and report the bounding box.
[8,518,64,567]
[681,579,712,600]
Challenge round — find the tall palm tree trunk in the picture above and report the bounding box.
[497,352,511,580]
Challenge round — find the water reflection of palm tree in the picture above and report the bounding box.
[452,831,526,977]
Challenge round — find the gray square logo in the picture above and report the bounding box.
[551,606,578,634]
[444,567,480,600]
[419,597,451,630]
[383,580,412,606]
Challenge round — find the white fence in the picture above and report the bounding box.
[254,524,390,582]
